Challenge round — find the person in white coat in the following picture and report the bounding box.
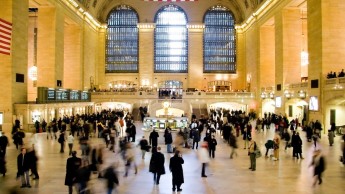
[198,141,210,178]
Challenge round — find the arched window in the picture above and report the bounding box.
[203,5,236,73]
[154,5,188,73]
[106,5,139,73]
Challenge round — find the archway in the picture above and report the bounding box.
[158,80,183,99]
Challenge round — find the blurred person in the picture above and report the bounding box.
[0,149,6,176]
[310,149,326,186]
[27,147,39,180]
[328,129,334,146]
[17,148,31,188]
[164,129,173,153]
[273,134,280,161]
[67,133,74,156]
[103,164,119,194]
[124,142,137,177]
[149,129,159,148]
[138,136,149,159]
[198,142,210,177]
[65,151,81,194]
[58,131,66,153]
[229,132,238,159]
[208,135,217,158]
[248,137,257,171]
[76,160,91,194]
[0,132,9,156]
[169,150,184,192]
[149,146,165,185]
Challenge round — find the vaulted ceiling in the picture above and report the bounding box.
[75,0,266,24]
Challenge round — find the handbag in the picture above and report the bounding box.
[254,149,262,158]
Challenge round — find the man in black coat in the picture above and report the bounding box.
[17,148,31,188]
[0,132,9,156]
[65,151,82,194]
[103,164,119,194]
[164,129,173,153]
[149,146,165,185]
[149,129,159,148]
[208,135,218,158]
[130,123,136,142]
[169,150,184,192]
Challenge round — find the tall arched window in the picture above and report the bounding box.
[203,5,236,73]
[154,5,188,73]
[106,5,139,73]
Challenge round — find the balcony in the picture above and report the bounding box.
[91,91,256,102]
[324,77,345,90]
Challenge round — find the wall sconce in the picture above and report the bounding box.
[298,90,306,99]
[260,92,267,99]
[269,92,274,99]
[284,90,292,99]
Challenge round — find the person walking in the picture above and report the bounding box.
[58,131,66,153]
[310,149,326,186]
[138,136,149,159]
[294,132,304,159]
[67,133,74,156]
[198,142,210,177]
[149,146,165,185]
[192,128,200,149]
[0,132,9,156]
[328,129,334,146]
[149,129,159,148]
[229,132,238,159]
[17,148,31,188]
[27,147,39,180]
[208,135,217,158]
[273,134,280,161]
[164,129,173,153]
[169,150,184,192]
[248,138,257,171]
[103,164,119,194]
[130,122,136,142]
[124,142,137,177]
[65,151,82,194]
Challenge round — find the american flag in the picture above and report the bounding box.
[143,0,197,1]
[0,18,12,55]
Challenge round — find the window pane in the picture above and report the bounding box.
[203,5,236,73]
[154,5,188,73]
[106,5,139,73]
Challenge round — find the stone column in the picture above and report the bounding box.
[138,24,154,87]
[187,24,203,90]
[37,6,64,88]
[0,0,29,132]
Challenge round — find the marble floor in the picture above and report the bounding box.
[0,123,344,194]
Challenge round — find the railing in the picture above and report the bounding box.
[285,82,308,90]
[91,91,256,100]
[324,77,345,89]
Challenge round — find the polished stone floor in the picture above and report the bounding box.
[0,122,344,194]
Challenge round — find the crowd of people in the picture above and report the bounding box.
[0,108,344,193]
[326,69,345,79]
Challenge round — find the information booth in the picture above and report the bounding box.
[143,117,188,132]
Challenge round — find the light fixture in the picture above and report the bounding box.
[29,66,38,81]
[298,90,306,99]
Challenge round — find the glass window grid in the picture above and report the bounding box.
[203,6,236,73]
[106,5,139,73]
[154,5,188,73]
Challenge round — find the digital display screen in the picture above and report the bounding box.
[70,91,80,100]
[81,92,89,100]
[56,90,68,100]
[47,89,55,100]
